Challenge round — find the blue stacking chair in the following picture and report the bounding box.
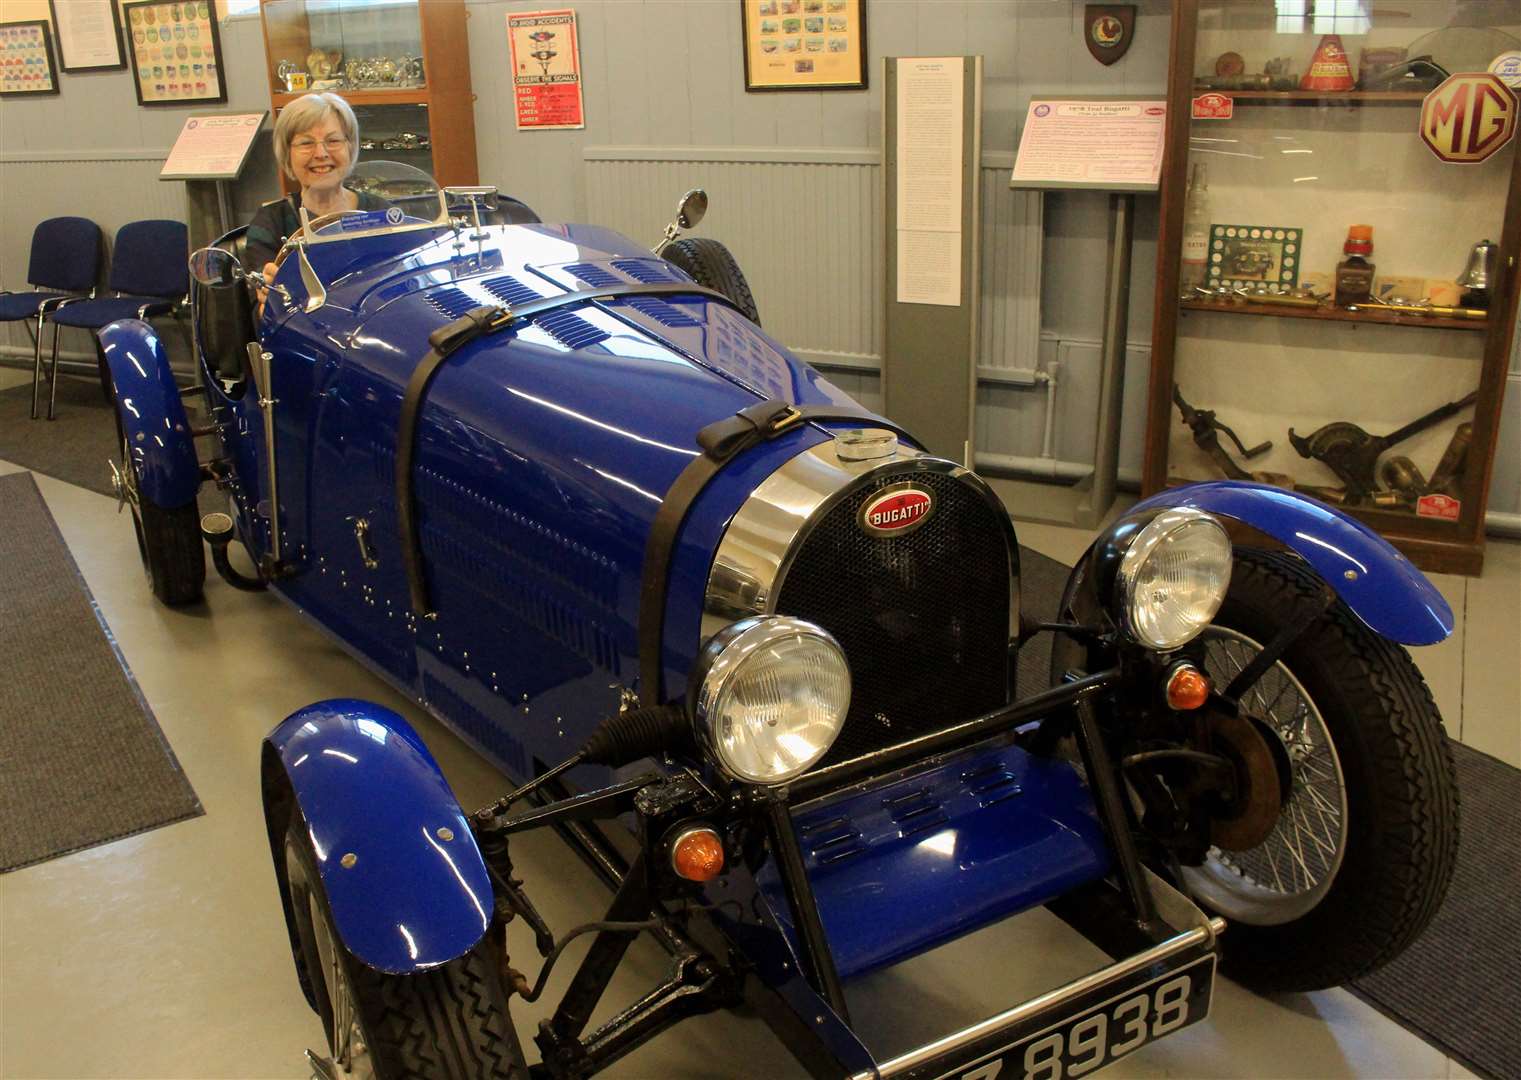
[0,217,102,405]
[38,219,189,420]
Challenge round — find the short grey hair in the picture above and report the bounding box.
[273,92,359,181]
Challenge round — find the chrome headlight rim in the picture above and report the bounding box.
[690,615,850,786]
[1115,507,1232,651]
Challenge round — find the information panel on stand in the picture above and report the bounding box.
[1011,98,1166,192]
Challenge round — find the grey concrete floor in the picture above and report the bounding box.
[1,366,1516,1079]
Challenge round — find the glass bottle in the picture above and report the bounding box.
[1334,225,1375,308]
[1180,161,1211,294]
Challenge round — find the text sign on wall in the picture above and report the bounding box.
[1420,73,1516,164]
[507,8,585,131]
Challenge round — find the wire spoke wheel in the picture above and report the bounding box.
[1183,625,1349,924]
[307,893,373,1079]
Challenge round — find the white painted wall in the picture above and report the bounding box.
[1,0,1515,515]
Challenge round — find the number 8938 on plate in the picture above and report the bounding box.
[952,955,1215,1080]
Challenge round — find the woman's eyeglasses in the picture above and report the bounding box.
[290,135,349,155]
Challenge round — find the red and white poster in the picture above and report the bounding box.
[507,8,585,131]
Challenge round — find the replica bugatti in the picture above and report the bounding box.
[100,163,1458,1079]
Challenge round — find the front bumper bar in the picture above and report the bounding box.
[857,870,1225,1080]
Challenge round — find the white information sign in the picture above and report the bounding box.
[52,0,124,72]
[895,56,964,307]
[159,113,266,181]
[1011,99,1167,191]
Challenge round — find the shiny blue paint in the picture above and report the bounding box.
[97,319,200,509]
[758,742,1112,980]
[1134,481,1454,645]
[205,222,879,790]
[263,698,492,974]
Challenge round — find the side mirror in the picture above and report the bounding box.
[653,188,710,254]
[188,247,240,288]
[676,188,708,229]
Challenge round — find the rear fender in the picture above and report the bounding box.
[97,319,199,508]
[1132,481,1453,645]
[261,699,493,975]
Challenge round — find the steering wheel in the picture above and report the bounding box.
[271,209,373,270]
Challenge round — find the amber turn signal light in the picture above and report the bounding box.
[1165,665,1212,711]
[670,826,725,882]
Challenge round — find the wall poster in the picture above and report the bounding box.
[0,20,61,97]
[741,0,867,91]
[506,8,585,131]
[122,0,226,107]
[48,0,125,73]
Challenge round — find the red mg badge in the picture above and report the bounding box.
[860,484,934,538]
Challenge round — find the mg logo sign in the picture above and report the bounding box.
[1420,73,1516,164]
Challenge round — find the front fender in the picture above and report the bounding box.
[261,699,493,975]
[98,319,199,509]
[1133,481,1452,645]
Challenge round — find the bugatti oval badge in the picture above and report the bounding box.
[860,485,934,537]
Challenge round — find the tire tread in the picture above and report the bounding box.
[1214,548,1458,992]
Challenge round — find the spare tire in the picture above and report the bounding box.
[662,238,762,326]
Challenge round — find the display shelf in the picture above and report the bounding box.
[1191,88,1427,105]
[259,0,476,190]
[271,88,428,109]
[1179,298,1488,332]
[1145,0,1521,576]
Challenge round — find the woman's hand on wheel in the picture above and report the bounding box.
[257,260,277,317]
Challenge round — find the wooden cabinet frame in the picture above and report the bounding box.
[1143,0,1519,575]
[258,0,478,190]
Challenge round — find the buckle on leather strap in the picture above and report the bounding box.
[768,405,802,433]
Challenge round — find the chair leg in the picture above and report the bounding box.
[30,311,45,420]
[47,321,63,420]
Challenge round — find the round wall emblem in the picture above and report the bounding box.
[1091,15,1123,48]
[859,484,934,538]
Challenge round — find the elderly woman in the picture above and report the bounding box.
[245,92,387,278]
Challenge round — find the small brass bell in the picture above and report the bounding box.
[1457,239,1497,309]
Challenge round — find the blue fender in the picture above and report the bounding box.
[262,699,493,974]
[1134,481,1453,645]
[97,319,200,509]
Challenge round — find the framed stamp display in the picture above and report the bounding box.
[741,0,867,92]
[0,21,61,97]
[122,0,226,107]
[48,0,125,73]
[1205,223,1302,292]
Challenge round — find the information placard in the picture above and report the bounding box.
[1011,98,1166,192]
[159,112,266,181]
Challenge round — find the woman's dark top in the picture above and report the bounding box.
[244,189,391,271]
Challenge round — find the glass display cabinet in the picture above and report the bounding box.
[258,0,477,190]
[1145,0,1520,574]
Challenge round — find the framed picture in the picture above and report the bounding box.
[1206,223,1303,293]
[0,21,61,97]
[122,0,226,107]
[48,0,125,73]
[741,0,867,92]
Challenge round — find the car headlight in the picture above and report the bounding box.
[1116,507,1232,650]
[691,616,850,785]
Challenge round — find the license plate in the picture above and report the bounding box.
[944,955,1215,1080]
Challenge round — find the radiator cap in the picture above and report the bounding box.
[835,427,898,462]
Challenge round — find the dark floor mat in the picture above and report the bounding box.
[1014,544,1070,694]
[0,379,220,517]
[0,471,202,872]
[1348,742,1520,1080]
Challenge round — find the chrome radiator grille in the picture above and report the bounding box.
[773,469,1013,769]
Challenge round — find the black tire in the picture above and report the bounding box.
[110,399,205,607]
[283,816,529,1080]
[662,237,762,326]
[1181,548,1458,992]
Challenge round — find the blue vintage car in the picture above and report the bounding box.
[100,163,1457,1079]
